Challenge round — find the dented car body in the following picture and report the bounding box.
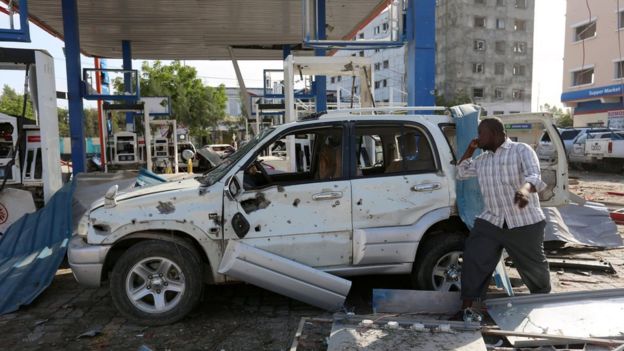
[68,109,568,325]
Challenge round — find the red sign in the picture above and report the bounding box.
[27,135,41,143]
[0,203,8,224]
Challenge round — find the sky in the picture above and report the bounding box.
[0,1,566,110]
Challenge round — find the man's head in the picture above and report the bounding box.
[477,117,506,151]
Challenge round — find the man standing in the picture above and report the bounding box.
[456,117,550,317]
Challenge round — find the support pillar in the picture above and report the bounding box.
[61,0,86,174]
[122,40,134,130]
[406,0,436,109]
[315,0,327,113]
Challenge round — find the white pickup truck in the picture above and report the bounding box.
[68,108,569,325]
[570,129,624,171]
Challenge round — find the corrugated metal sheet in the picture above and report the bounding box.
[0,182,75,315]
[22,0,387,60]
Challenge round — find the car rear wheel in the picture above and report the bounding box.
[411,232,466,292]
[110,240,203,325]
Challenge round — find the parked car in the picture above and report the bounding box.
[68,109,568,325]
[203,144,235,158]
[536,128,585,161]
[568,128,621,166]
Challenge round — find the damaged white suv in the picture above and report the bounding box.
[68,108,568,325]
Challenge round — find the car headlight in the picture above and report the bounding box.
[76,214,89,237]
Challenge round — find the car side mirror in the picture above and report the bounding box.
[225,175,241,200]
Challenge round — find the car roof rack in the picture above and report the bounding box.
[324,106,447,115]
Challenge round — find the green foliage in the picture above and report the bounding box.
[0,85,34,119]
[113,61,228,137]
[541,103,573,127]
[435,90,473,108]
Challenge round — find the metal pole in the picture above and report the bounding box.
[95,57,107,171]
[315,0,327,112]
[406,0,436,110]
[144,107,152,171]
[61,0,86,174]
[122,40,134,130]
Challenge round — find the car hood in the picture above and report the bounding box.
[90,177,201,211]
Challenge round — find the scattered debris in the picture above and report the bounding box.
[327,314,485,351]
[372,289,461,315]
[481,328,624,348]
[485,289,624,347]
[218,241,351,311]
[610,208,624,225]
[289,317,332,351]
[546,257,616,273]
[33,319,48,327]
[76,325,103,339]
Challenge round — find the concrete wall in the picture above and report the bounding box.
[436,0,534,114]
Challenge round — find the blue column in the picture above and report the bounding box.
[315,0,327,112]
[61,0,86,174]
[406,0,436,109]
[282,45,291,59]
[122,40,134,127]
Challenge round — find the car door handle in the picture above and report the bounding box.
[312,191,343,200]
[411,183,441,192]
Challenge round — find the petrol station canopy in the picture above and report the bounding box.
[21,0,389,59]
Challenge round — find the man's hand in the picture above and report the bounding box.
[459,138,480,164]
[514,182,535,208]
[514,188,529,208]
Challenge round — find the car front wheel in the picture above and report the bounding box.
[110,240,203,325]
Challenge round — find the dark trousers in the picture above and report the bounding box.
[461,218,550,300]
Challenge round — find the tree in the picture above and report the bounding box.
[0,85,34,119]
[113,61,228,138]
[541,103,572,127]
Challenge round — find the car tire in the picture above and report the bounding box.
[110,240,204,326]
[411,232,465,292]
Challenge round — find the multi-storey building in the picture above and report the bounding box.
[327,0,535,115]
[561,0,624,128]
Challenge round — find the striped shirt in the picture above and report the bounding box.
[457,139,546,229]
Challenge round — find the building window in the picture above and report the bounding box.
[474,39,486,51]
[515,0,527,9]
[358,33,364,39]
[494,63,505,75]
[374,49,380,53]
[383,79,388,87]
[496,18,505,29]
[514,20,527,31]
[330,77,336,84]
[513,64,526,76]
[496,0,505,6]
[513,41,527,54]
[493,110,505,115]
[494,88,504,100]
[359,51,364,57]
[354,86,358,94]
[383,60,389,69]
[574,21,596,41]
[374,26,380,34]
[495,41,505,54]
[374,62,381,70]
[472,63,485,74]
[351,53,357,57]
[572,68,594,86]
[616,61,624,79]
[474,16,486,28]
[337,76,342,82]
[382,22,389,31]
[512,89,524,100]
[619,11,624,29]
[375,81,381,89]
[473,88,485,99]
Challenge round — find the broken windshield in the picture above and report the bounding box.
[197,127,276,186]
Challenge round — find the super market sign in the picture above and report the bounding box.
[561,83,623,102]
